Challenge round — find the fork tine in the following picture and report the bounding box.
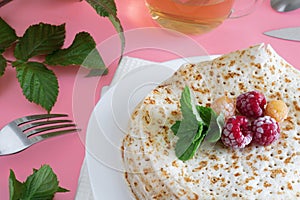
[14,114,68,126]
[20,119,73,132]
[29,128,80,144]
[25,123,76,137]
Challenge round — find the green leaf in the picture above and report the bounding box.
[86,68,108,77]
[171,121,181,135]
[86,0,125,62]
[193,122,204,142]
[57,187,70,193]
[9,165,69,200]
[0,17,18,52]
[174,86,202,160]
[9,170,24,200]
[175,87,199,138]
[172,86,226,161]
[0,54,7,76]
[22,165,68,199]
[108,14,125,60]
[86,0,117,17]
[45,32,107,71]
[14,23,65,61]
[196,106,213,126]
[177,129,206,161]
[205,113,225,143]
[15,61,58,112]
[196,105,225,143]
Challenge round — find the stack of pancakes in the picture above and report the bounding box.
[122,44,300,199]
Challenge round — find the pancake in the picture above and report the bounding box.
[122,44,300,199]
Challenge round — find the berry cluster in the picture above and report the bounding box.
[212,91,288,149]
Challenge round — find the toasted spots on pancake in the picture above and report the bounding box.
[284,153,296,164]
[210,176,225,184]
[287,182,293,190]
[144,97,156,104]
[245,186,253,191]
[293,101,300,111]
[256,189,263,193]
[172,160,179,167]
[245,154,253,160]
[244,176,255,184]
[234,172,241,177]
[192,161,208,172]
[256,155,269,161]
[264,181,272,187]
[285,77,292,83]
[270,168,286,178]
[223,72,240,80]
[164,97,173,104]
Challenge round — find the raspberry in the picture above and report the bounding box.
[221,116,253,149]
[265,100,288,122]
[252,116,280,146]
[211,96,236,121]
[236,91,266,118]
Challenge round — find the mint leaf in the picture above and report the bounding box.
[0,54,6,76]
[174,86,201,160]
[177,128,206,161]
[86,0,125,62]
[9,170,24,200]
[175,87,199,140]
[171,121,181,135]
[0,17,18,52]
[196,106,213,126]
[205,113,225,143]
[14,23,65,61]
[22,165,68,199]
[14,61,58,112]
[172,87,225,161]
[45,32,107,71]
[197,105,225,143]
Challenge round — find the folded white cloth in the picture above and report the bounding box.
[75,56,157,200]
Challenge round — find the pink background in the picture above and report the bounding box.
[0,0,299,199]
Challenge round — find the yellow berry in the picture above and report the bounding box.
[211,96,236,120]
[265,100,288,122]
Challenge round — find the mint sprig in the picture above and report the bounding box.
[171,86,225,161]
[9,165,69,200]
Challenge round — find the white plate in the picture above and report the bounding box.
[86,56,218,200]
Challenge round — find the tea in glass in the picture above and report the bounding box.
[145,0,235,34]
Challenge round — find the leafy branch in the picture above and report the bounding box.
[9,165,69,200]
[0,0,125,113]
[0,19,107,112]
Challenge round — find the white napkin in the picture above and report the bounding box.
[75,56,157,200]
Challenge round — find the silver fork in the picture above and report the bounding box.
[0,114,80,156]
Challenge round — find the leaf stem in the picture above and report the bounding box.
[0,0,13,8]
